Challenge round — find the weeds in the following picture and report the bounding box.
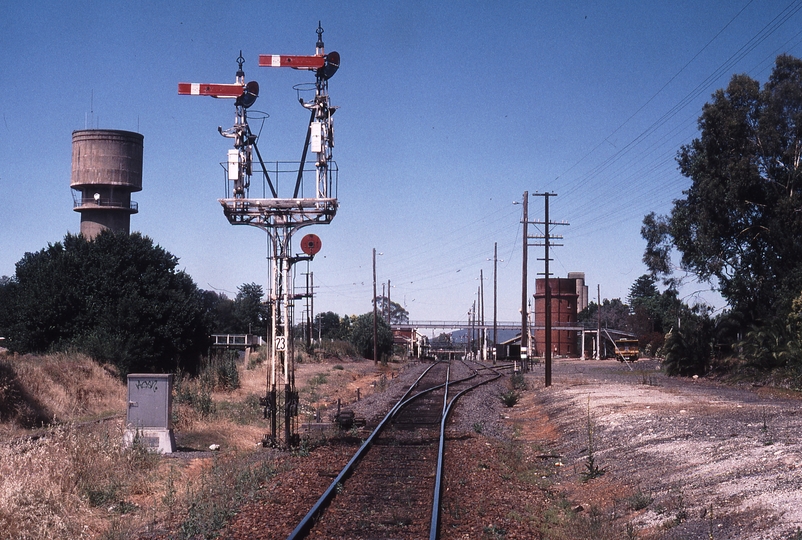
[178,454,275,539]
[500,390,520,408]
[316,339,358,359]
[510,372,528,391]
[174,371,215,418]
[201,352,241,391]
[626,488,653,511]
[761,407,774,446]
[217,393,262,425]
[637,368,660,387]
[162,465,177,515]
[0,421,160,538]
[580,399,605,482]
[483,524,507,538]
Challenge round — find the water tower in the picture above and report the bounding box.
[70,129,143,239]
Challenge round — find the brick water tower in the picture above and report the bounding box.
[70,129,143,239]
[534,277,579,356]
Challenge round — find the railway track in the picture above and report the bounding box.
[288,359,503,540]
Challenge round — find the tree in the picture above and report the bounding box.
[313,311,346,340]
[348,312,393,361]
[374,296,409,324]
[233,282,268,337]
[662,313,715,376]
[628,274,662,352]
[202,290,238,334]
[643,55,802,325]
[0,276,15,340]
[4,231,209,376]
[578,298,631,331]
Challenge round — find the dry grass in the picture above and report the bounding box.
[0,419,162,539]
[0,349,397,539]
[0,352,124,433]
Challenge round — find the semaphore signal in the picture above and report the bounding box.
[178,23,340,449]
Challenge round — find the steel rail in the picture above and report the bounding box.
[285,361,444,540]
[429,363,503,540]
[390,363,478,421]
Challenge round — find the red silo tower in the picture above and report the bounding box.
[534,277,579,356]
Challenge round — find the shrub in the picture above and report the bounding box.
[4,231,209,377]
[510,373,527,390]
[500,390,520,407]
[174,371,215,418]
[662,316,714,376]
[316,339,358,359]
[203,352,241,391]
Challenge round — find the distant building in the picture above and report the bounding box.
[533,273,586,356]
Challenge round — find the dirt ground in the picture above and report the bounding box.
[531,357,802,539]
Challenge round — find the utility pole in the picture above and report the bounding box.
[532,192,568,387]
[480,269,485,362]
[493,242,498,365]
[387,279,391,324]
[521,191,529,372]
[373,248,378,364]
[597,284,602,360]
[470,300,475,358]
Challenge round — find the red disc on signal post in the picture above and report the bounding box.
[301,234,322,255]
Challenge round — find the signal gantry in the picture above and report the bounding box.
[179,23,340,447]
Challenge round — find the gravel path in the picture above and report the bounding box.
[534,357,802,539]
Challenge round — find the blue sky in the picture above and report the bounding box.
[2,1,802,325]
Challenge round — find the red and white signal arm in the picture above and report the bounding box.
[301,234,322,256]
[177,82,245,98]
[258,55,326,70]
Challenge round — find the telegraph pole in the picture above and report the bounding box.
[373,248,378,364]
[493,242,498,365]
[480,269,485,362]
[521,191,529,372]
[597,284,602,360]
[532,192,568,387]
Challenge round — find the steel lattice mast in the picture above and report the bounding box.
[179,23,339,447]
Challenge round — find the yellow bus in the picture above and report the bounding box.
[614,338,639,361]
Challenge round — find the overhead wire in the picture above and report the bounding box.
[318,1,802,317]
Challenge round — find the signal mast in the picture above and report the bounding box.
[179,23,339,447]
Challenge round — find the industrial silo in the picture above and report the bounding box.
[568,271,589,312]
[534,277,579,356]
[70,129,143,239]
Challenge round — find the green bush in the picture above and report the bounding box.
[500,390,520,407]
[510,373,527,390]
[662,315,714,376]
[204,352,240,391]
[2,231,209,377]
[174,372,215,417]
[316,339,358,359]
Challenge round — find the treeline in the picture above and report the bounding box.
[0,232,269,376]
[0,230,407,377]
[630,55,802,383]
[309,296,408,361]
